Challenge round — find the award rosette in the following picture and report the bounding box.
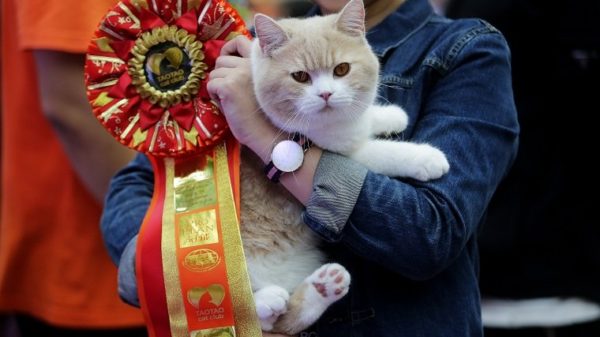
[84,1,260,336]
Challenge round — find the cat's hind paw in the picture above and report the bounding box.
[254,285,289,331]
[307,263,350,305]
[271,264,351,335]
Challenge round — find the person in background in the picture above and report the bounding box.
[446,0,600,336]
[102,0,519,336]
[0,0,146,336]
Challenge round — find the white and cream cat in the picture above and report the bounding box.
[251,0,449,181]
[240,0,449,334]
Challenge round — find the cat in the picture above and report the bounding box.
[251,0,450,181]
[240,0,449,334]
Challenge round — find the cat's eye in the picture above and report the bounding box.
[334,63,350,77]
[291,71,310,83]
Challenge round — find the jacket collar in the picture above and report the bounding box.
[306,0,434,57]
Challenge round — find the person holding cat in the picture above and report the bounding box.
[102,0,519,336]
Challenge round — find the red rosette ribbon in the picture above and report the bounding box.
[85,0,250,157]
[84,2,262,337]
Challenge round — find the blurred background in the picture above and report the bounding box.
[444,1,600,336]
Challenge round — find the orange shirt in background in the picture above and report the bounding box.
[0,0,145,328]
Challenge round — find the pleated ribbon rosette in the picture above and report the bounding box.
[84,1,261,336]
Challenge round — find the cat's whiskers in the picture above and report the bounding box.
[342,102,366,124]
[264,95,313,144]
[374,94,394,105]
[374,84,398,105]
[246,104,291,157]
[295,110,311,138]
[260,97,308,151]
[276,98,305,133]
[347,99,371,110]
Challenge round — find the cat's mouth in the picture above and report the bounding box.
[319,105,335,113]
[297,100,341,116]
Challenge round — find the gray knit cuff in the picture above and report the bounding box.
[303,151,367,241]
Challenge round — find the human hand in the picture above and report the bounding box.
[207,36,277,155]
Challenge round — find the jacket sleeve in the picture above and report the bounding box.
[303,27,519,281]
[101,153,154,265]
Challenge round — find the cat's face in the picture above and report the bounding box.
[251,0,379,134]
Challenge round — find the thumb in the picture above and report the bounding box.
[220,35,253,58]
[206,77,224,105]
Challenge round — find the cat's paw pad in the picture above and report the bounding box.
[409,145,450,181]
[307,263,350,304]
[254,285,289,331]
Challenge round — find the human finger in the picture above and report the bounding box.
[220,35,253,57]
[215,55,247,69]
[206,76,225,103]
[208,67,231,80]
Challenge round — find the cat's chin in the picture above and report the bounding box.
[317,105,355,121]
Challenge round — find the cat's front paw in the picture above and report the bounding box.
[383,105,409,134]
[307,263,350,305]
[254,285,290,331]
[370,105,409,135]
[408,145,450,181]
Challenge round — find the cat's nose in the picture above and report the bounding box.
[319,91,332,101]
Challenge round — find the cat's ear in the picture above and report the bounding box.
[335,0,366,37]
[254,14,289,56]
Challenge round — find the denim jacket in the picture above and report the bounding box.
[101,0,518,336]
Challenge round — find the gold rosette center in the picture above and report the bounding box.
[129,25,207,108]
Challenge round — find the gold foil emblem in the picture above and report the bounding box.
[183,248,221,272]
[178,210,218,248]
[128,25,207,107]
[174,159,216,213]
[192,326,235,337]
[145,46,187,90]
[187,284,226,308]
